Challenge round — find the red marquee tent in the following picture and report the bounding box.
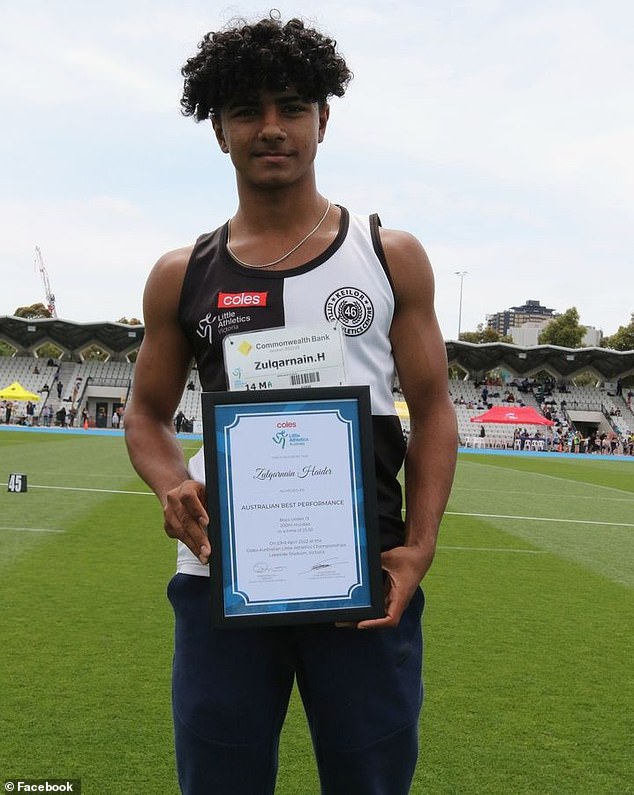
[470,405,554,426]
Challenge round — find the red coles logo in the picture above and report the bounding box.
[217,291,268,308]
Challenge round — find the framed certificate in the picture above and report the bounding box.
[202,386,384,627]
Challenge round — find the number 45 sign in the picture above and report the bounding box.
[7,473,28,493]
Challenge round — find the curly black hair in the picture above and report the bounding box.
[180,12,352,121]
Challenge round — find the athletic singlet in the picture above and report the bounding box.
[176,206,406,576]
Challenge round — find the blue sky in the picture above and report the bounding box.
[1,0,632,340]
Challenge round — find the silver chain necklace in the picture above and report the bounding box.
[226,201,332,269]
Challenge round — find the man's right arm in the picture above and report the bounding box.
[124,247,211,563]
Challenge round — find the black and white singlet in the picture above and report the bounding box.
[177,206,407,576]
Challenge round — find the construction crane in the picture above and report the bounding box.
[34,246,58,318]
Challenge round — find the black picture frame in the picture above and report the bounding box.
[201,386,384,627]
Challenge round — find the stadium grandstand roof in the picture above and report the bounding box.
[445,341,634,381]
[0,316,633,379]
[0,316,143,361]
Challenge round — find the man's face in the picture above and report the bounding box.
[212,87,329,189]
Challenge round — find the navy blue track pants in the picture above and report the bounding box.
[168,573,425,794]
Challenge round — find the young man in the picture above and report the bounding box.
[125,14,457,794]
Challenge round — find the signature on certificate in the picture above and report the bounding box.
[252,561,286,579]
[299,557,346,577]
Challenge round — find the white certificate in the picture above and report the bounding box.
[202,387,383,626]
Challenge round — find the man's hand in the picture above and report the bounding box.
[163,479,211,564]
[353,544,434,630]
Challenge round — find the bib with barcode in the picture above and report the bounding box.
[223,323,346,392]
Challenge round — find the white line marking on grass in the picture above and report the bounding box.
[0,526,63,533]
[453,487,634,503]
[1,483,153,496]
[437,545,546,553]
[444,511,634,529]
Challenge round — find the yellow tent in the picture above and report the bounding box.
[0,381,41,401]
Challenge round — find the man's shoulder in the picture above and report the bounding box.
[155,245,195,271]
[147,245,196,289]
[154,224,225,274]
[376,226,425,254]
[376,226,432,282]
[143,245,196,306]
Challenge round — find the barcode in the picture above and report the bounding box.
[291,371,321,386]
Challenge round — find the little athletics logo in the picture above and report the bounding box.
[324,287,374,336]
[4,781,81,792]
[272,421,309,449]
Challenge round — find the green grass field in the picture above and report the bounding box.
[1,430,632,794]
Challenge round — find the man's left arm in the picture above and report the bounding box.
[358,228,458,629]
